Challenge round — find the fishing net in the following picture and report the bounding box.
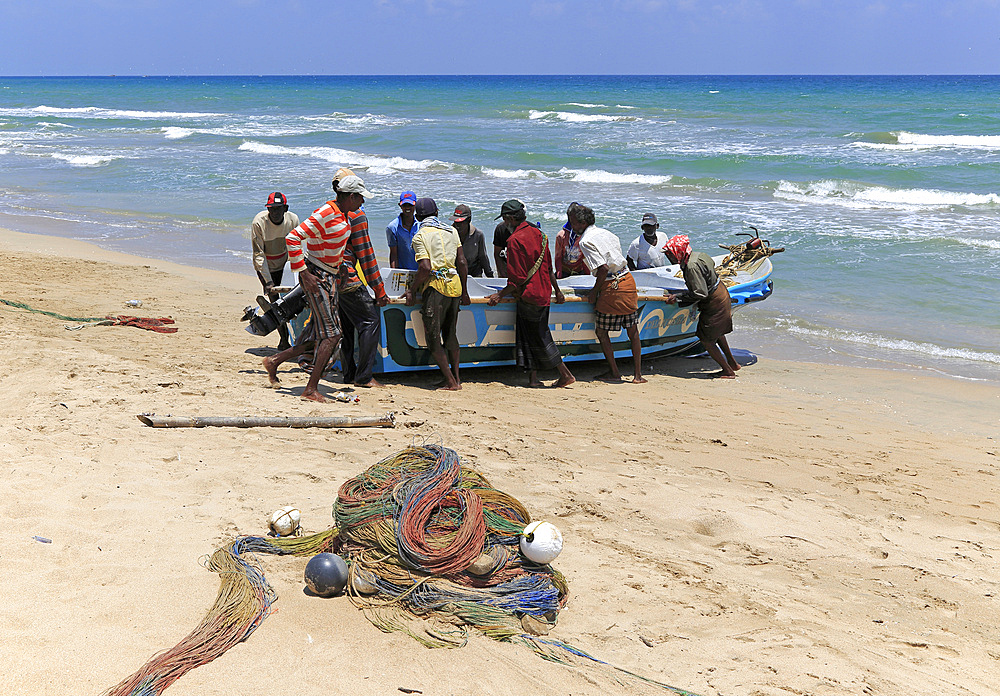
[102,445,700,696]
[0,298,178,332]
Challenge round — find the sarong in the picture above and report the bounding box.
[514,300,562,371]
[296,260,341,345]
[595,271,639,316]
[696,282,733,342]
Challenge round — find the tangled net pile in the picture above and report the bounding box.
[103,445,699,696]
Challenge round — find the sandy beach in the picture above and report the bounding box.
[1,226,998,696]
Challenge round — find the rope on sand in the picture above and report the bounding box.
[1,298,177,332]
[101,446,702,696]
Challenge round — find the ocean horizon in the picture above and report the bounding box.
[1,74,998,381]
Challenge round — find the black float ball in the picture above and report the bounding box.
[304,553,348,597]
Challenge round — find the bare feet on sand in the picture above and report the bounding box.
[597,372,621,383]
[262,356,281,388]
[713,371,737,379]
[300,390,329,403]
[553,375,576,388]
[630,376,648,384]
[436,382,462,391]
[355,379,382,388]
[528,380,545,388]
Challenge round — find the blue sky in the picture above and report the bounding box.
[1,0,998,75]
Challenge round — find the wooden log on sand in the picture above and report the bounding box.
[137,412,395,429]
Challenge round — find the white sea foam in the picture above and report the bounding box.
[238,141,448,174]
[565,102,609,108]
[528,110,635,123]
[778,320,1000,365]
[558,167,673,186]
[50,152,116,167]
[23,105,223,120]
[855,131,1000,151]
[774,180,1000,210]
[953,236,1000,250]
[162,127,194,140]
[482,167,545,180]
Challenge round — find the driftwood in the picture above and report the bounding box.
[137,412,395,429]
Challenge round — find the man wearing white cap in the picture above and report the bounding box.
[262,174,372,403]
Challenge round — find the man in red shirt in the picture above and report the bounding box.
[487,199,575,388]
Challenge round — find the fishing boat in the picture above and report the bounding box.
[372,251,774,374]
[248,236,779,375]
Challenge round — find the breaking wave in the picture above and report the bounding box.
[528,110,637,123]
[774,180,1000,210]
[50,152,117,167]
[238,141,449,175]
[853,130,1000,151]
[776,318,1000,366]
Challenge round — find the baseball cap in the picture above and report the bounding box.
[399,190,417,206]
[495,199,525,220]
[331,167,356,190]
[336,175,373,198]
[415,197,438,218]
[641,212,658,227]
[265,192,287,208]
[450,204,472,222]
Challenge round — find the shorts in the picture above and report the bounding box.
[595,308,640,332]
[421,287,460,353]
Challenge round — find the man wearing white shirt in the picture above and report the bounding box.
[572,205,647,384]
[626,213,669,271]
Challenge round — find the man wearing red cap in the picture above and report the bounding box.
[250,192,299,350]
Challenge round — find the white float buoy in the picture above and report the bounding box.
[520,521,563,564]
[269,505,301,537]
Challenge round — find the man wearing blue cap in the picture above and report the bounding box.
[386,190,419,270]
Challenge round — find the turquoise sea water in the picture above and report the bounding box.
[1,75,998,380]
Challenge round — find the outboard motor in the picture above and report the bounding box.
[245,285,307,336]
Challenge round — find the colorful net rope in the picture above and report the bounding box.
[0,298,177,332]
[102,446,700,696]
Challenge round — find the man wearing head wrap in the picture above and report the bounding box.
[663,234,741,379]
[486,199,575,388]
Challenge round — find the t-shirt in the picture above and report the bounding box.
[411,220,463,298]
[460,224,494,278]
[286,201,351,275]
[251,210,300,275]
[627,231,669,270]
[493,222,513,250]
[680,251,720,303]
[385,215,419,270]
[579,225,628,276]
[505,222,553,306]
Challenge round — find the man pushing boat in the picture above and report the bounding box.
[262,174,372,402]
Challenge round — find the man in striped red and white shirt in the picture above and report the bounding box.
[262,174,372,403]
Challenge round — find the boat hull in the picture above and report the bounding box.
[372,259,773,374]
